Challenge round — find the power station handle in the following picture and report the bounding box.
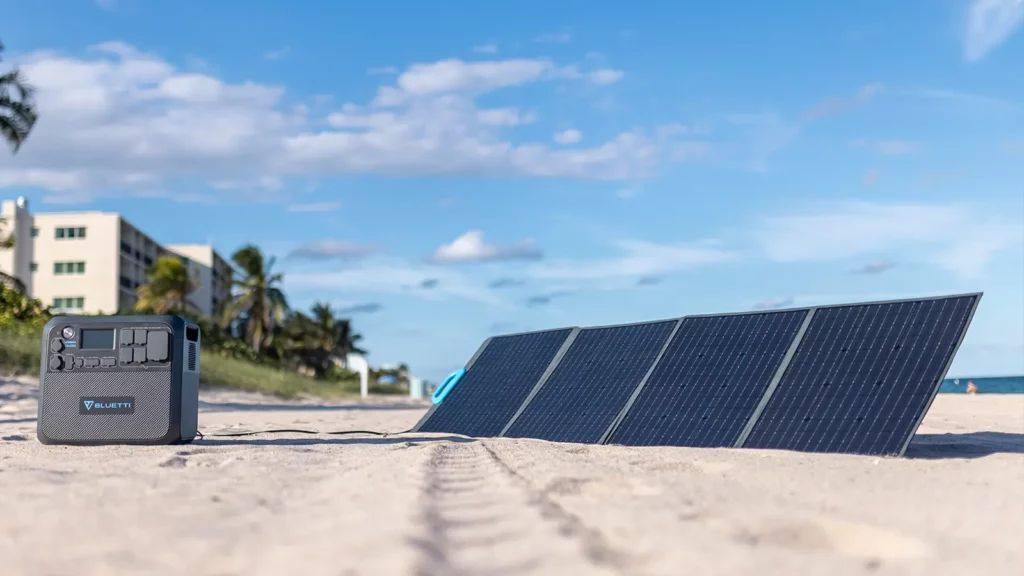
[431,368,466,405]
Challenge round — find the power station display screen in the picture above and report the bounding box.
[80,329,115,349]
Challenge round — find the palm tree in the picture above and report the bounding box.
[135,256,201,314]
[222,244,288,354]
[0,39,39,153]
[311,301,366,354]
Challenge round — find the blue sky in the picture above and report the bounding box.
[1,0,1022,381]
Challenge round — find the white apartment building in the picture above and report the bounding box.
[164,244,235,318]
[0,197,232,316]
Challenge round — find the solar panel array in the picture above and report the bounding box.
[412,293,980,456]
[504,320,677,444]
[416,328,573,437]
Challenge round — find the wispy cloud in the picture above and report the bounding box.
[335,302,384,315]
[286,240,379,261]
[95,0,116,9]
[488,277,526,289]
[752,201,1023,279]
[850,139,919,156]
[473,44,498,54]
[963,0,1024,62]
[862,169,880,187]
[753,297,794,310]
[802,83,883,121]
[534,32,572,44]
[526,238,735,281]
[430,230,542,264]
[851,259,898,274]
[589,69,624,85]
[553,129,582,145]
[264,46,291,61]
[286,201,342,213]
[367,66,399,75]
[636,276,660,286]
[526,290,575,307]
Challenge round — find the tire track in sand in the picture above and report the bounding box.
[409,441,628,576]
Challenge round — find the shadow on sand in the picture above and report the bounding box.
[198,400,429,413]
[905,432,1024,459]
[193,434,474,447]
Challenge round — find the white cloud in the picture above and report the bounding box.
[753,201,1023,279]
[589,69,624,85]
[285,201,342,213]
[0,43,692,198]
[387,58,562,98]
[534,32,572,44]
[472,44,498,54]
[431,230,542,263]
[553,128,582,144]
[753,297,794,310]
[964,0,1024,61]
[285,257,509,308]
[526,239,735,281]
[265,46,291,61]
[285,240,378,261]
[851,139,919,156]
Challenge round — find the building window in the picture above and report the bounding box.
[55,227,87,240]
[120,241,132,255]
[31,227,39,237]
[53,297,85,310]
[54,261,86,275]
[30,262,37,272]
[120,275,132,288]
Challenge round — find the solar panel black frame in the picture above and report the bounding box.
[411,327,577,437]
[501,319,680,444]
[736,293,981,457]
[603,308,813,448]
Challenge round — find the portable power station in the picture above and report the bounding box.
[36,315,201,445]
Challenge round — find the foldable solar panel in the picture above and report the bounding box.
[413,328,574,437]
[606,309,810,447]
[502,320,678,444]
[741,294,980,456]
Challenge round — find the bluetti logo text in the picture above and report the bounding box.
[80,397,135,415]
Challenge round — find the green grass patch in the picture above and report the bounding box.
[0,322,363,400]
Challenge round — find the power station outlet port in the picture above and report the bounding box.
[185,325,200,342]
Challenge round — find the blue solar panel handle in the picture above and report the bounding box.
[432,368,466,405]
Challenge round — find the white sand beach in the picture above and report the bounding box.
[1,376,1022,576]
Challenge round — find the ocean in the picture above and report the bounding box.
[940,375,1024,394]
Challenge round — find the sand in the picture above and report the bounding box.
[1,376,1022,576]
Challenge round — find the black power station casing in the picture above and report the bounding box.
[37,315,201,446]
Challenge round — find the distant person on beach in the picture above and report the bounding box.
[966,381,978,395]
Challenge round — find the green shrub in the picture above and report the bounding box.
[0,320,361,399]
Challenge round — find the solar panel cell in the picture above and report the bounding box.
[607,309,808,447]
[416,328,574,437]
[742,295,978,456]
[503,320,678,444]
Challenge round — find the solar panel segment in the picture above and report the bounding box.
[415,328,574,437]
[741,294,979,456]
[503,320,678,444]
[606,309,809,447]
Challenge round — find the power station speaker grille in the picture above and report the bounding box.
[37,314,201,445]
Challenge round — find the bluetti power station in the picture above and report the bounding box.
[37,315,201,445]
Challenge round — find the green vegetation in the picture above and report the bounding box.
[0,243,394,399]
